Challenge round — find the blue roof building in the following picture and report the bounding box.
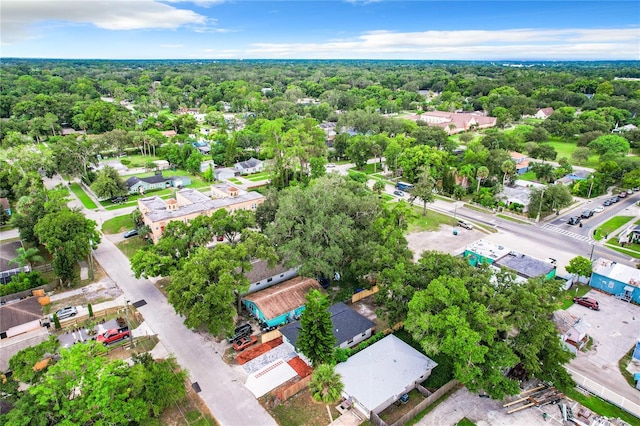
[591,258,640,303]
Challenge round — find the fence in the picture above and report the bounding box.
[57,305,124,329]
[352,286,379,303]
[260,329,282,344]
[388,380,460,426]
[566,367,640,418]
[276,374,312,401]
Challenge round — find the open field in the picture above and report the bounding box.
[593,216,634,241]
[102,215,135,234]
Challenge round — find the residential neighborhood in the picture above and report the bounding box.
[1,57,640,426]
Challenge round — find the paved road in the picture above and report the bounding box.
[93,238,276,426]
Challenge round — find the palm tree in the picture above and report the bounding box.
[501,160,516,186]
[310,364,344,423]
[10,247,44,269]
[475,166,489,193]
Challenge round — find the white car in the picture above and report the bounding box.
[51,306,78,320]
[593,205,604,213]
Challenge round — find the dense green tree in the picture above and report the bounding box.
[167,235,276,335]
[588,135,630,156]
[90,166,128,200]
[9,247,44,269]
[34,209,100,285]
[297,290,336,367]
[11,189,69,244]
[571,147,591,165]
[528,185,573,219]
[309,364,344,422]
[565,256,593,279]
[409,170,435,216]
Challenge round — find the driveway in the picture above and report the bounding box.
[566,290,640,404]
[417,387,565,426]
[92,238,277,426]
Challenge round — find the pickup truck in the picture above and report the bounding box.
[96,326,130,345]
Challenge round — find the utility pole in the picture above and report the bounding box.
[587,176,594,199]
[536,187,546,223]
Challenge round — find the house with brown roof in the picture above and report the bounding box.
[138,184,265,243]
[419,111,497,135]
[534,107,554,119]
[241,277,322,327]
[509,151,531,175]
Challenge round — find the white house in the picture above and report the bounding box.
[552,310,589,354]
[234,158,264,175]
[335,334,437,418]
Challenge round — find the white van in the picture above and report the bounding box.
[457,220,473,230]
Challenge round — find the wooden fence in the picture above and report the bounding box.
[260,329,282,344]
[276,374,313,401]
[57,306,124,329]
[388,380,460,426]
[351,285,379,303]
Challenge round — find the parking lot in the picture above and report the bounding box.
[565,290,640,404]
[406,227,480,260]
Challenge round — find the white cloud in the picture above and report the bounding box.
[162,0,225,6]
[246,28,640,60]
[1,0,208,44]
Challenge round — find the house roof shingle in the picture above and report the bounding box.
[280,302,375,348]
[494,251,555,278]
[242,277,322,320]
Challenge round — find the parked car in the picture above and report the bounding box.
[51,306,78,320]
[618,191,627,198]
[110,196,129,204]
[215,235,224,241]
[593,205,604,213]
[232,335,258,351]
[633,187,639,192]
[393,190,404,197]
[610,197,619,203]
[457,220,473,230]
[326,163,336,168]
[603,199,612,206]
[124,229,139,238]
[228,324,252,344]
[573,297,600,311]
[581,210,594,219]
[567,216,582,225]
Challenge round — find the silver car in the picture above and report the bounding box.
[51,306,78,320]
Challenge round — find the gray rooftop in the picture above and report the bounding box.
[494,251,555,278]
[335,334,437,415]
[244,260,293,284]
[280,302,375,348]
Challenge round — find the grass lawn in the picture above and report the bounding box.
[69,182,98,209]
[265,391,339,426]
[102,215,135,235]
[559,283,591,310]
[380,194,393,201]
[604,238,640,259]
[434,194,455,203]
[351,162,384,175]
[562,387,639,425]
[544,140,599,167]
[227,178,243,185]
[408,206,456,232]
[593,216,634,241]
[456,419,476,426]
[517,170,538,182]
[115,237,150,259]
[245,172,270,182]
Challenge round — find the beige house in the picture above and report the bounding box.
[138,183,265,243]
[419,111,497,134]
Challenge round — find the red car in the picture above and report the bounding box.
[573,297,600,311]
[232,335,257,351]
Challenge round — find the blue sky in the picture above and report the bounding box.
[1,1,639,60]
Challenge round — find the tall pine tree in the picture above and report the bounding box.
[297,289,336,367]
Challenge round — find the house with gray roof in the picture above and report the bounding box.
[280,302,375,350]
[244,260,299,294]
[335,334,437,418]
[234,158,264,175]
[126,173,191,194]
[494,251,556,280]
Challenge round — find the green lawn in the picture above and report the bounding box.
[604,238,640,259]
[561,387,639,425]
[69,182,98,209]
[593,216,634,241]
[496,214,531,225]
[517,170,538,182]
[559,283,591,309]
[227,178,243,185]
[245,172,270,182]
[116,237,150,259]
[102,215,135,235]
[544,139,599,167]
[456,419,476,426]
[350,162,384,175]
[408,206,456,232]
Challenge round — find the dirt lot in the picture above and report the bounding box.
[406,227,482,260]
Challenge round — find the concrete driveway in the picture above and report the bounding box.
[566,290,640,404]
[417,387,565,426]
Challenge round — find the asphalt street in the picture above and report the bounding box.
[92,238,277,426]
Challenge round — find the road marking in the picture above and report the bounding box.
[542,224,592,242]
